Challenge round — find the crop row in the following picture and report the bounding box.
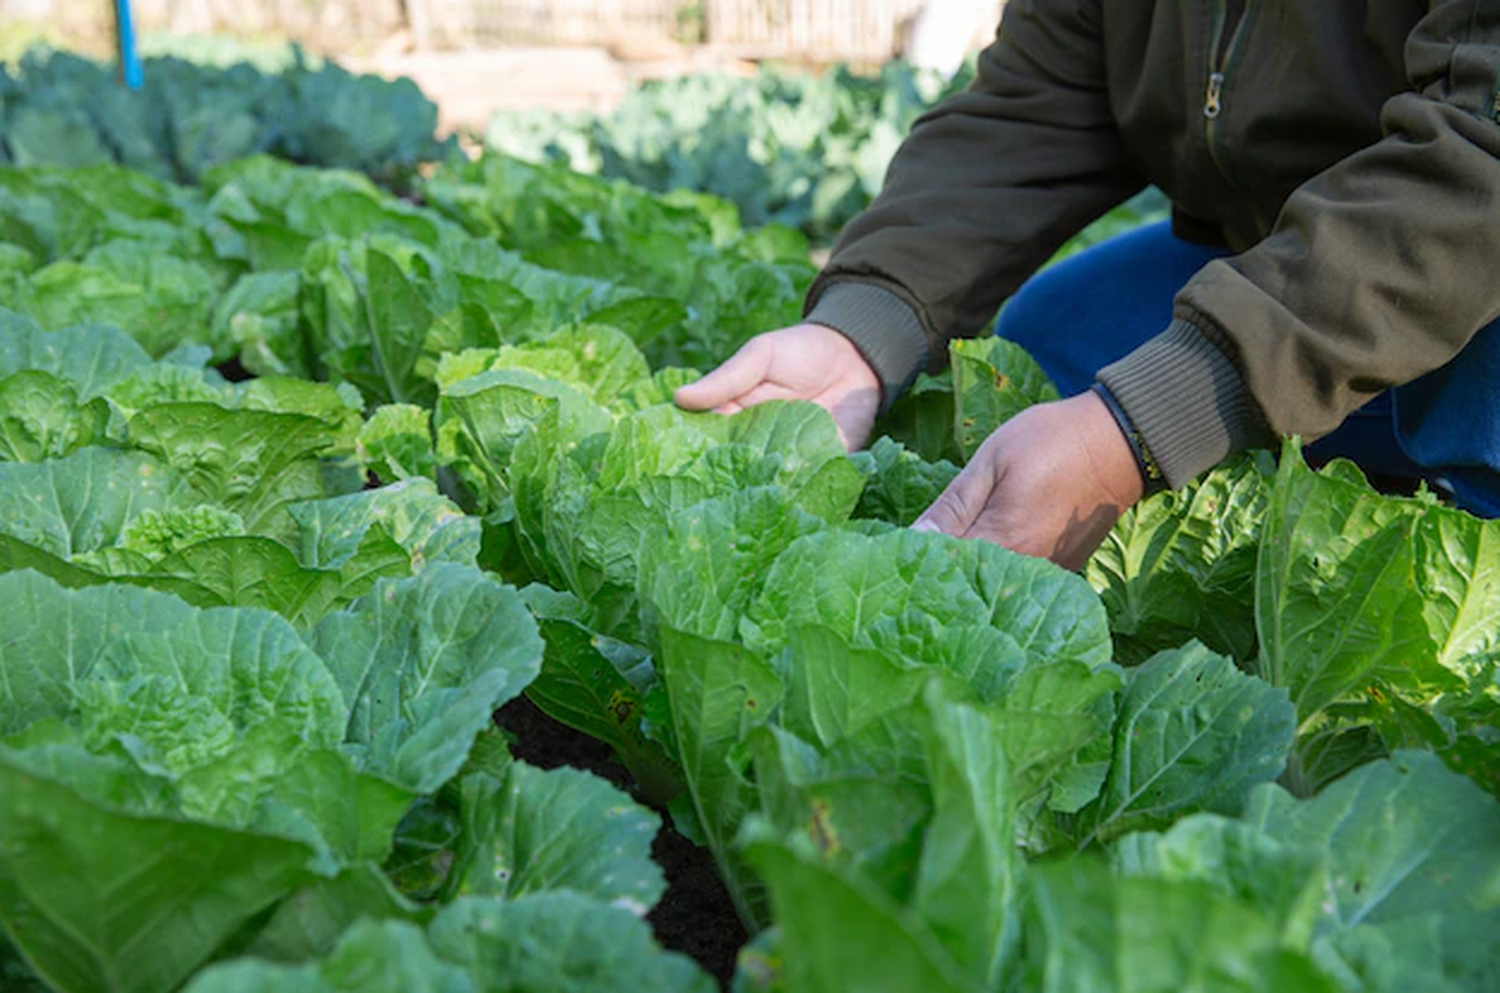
[0,150,1496,992]
[1,48,452,187]
[3,45,1168,247]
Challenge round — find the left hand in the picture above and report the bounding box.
[912,390,1146,570]
[673,323,881,451]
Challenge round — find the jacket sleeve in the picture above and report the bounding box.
[1100,1,1500,487]
[805,0,1144,406]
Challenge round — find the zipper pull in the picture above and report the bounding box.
[1204,72,1225,119]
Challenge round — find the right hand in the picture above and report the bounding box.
[911,391,1145,570]
[674,323,882,451]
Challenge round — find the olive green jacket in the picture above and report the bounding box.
[805,0,1500,487]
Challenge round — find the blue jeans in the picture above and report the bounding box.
[995,220,1500,516]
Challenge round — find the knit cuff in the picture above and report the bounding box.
[1096,318,1272,489]
[805,282,929,411]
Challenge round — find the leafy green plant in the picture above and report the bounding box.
[2,124,1500,993]
[487,62,965,242]
[185,895,714,993]
[0,565,544,992]
[0,48,453,186]
[421,154,815,368]
[1083,439,1500,801]
[486,62,1171,249]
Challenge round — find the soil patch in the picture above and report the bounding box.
[494,695,748,988]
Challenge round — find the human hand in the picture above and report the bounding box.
[912,390,1145,570]
[674,323,881,451]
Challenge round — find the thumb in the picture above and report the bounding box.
[912,460,993,538]
[674,341,771,411]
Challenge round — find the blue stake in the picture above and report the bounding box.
[114,0,143,89]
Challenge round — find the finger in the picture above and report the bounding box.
[712,385,784,416]
[706,381,803,417]
[714,383,799,414]
[674,340,771,411]
[912,460,997,538]
[733,380,804,407]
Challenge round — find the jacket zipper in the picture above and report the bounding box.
[1204,0,1248,173]
[1204,0,1246,119]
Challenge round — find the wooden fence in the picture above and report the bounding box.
[2,0,406,48]
[438,0,1002,60]
[421,0,687,47]
[6,0,1002,62]
[706,0,924,60]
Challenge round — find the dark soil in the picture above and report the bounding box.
[493,695,749,988]
[645,819,751,988]
[214,357,254,383]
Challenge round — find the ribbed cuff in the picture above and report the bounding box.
[805,282,929,411]
[1096,319,1272,489]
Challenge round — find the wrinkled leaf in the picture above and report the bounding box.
[1075,643,1294,846]
[951,337,1058,462]
[311,565,543,794]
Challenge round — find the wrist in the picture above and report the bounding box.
[1089,384,1165,498]
[807,323,880,392]
[804,282,929,411]
[1095,320,1271,489]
